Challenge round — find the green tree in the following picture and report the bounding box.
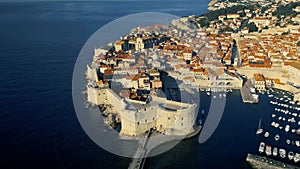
[198,18,210,28]
[240,11,246,17]
[247,22,258,32]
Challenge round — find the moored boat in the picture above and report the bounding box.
[256,119,263,135]
[265,145,272,156]
[259,142,265,153]
[279,149,286,158]
[264,131,269,138]
[288,151,295,160]
[285,125,290,132]
[294,153,300,163]
[274,134,280,141]
[273,147,278,156]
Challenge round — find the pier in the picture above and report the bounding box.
[128,126,202,169]
[246,153,300,169]
[240,78,259,103]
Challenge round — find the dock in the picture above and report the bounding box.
[240,78,259,103]
[246,153,300,169]
[128,125,202,169]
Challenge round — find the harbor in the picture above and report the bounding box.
[248,88,300,168]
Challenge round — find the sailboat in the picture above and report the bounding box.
[256,118,263,135]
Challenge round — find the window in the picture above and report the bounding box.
[168,117,170,120]
[137,122,140,125]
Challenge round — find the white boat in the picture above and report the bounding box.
[271,114,276,118]
[273,147,278,156]
[265,145,272,156]
[271,121,275,127]
[279,149,286,158]
[264,131,269,138]
[206,92,210,96]
[259,142,265,153]
[285,125,290,132]
[296,140,300,147]
[288,151,295,160]
[294,153,300,163]
[198,118,203,125]
[256,119,263,135]
[287,139,291,145]
[291,118,296,123]
[201,109,205,116]
[274,134,280,141]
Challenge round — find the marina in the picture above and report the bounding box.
[252,88,300,167]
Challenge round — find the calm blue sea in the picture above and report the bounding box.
[1,1,299,169]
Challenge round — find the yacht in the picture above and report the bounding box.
[265,145,272,156]
[288,151,295,160]
[206,92,210,96]
[256,119,263,135]
[285,125,290,132]
[287,139,291,145]
[271,114,276,118]
[264,131,270,138]
[273,147,278,156]
[279,149,286,158]
[271,121,275,127]
[274,134,280,141]
[294,153,300,163]
[296,140,300,147]
[259,142,265,153]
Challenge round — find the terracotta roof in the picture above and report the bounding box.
[290,62,300,70]
[254,73,264,81]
